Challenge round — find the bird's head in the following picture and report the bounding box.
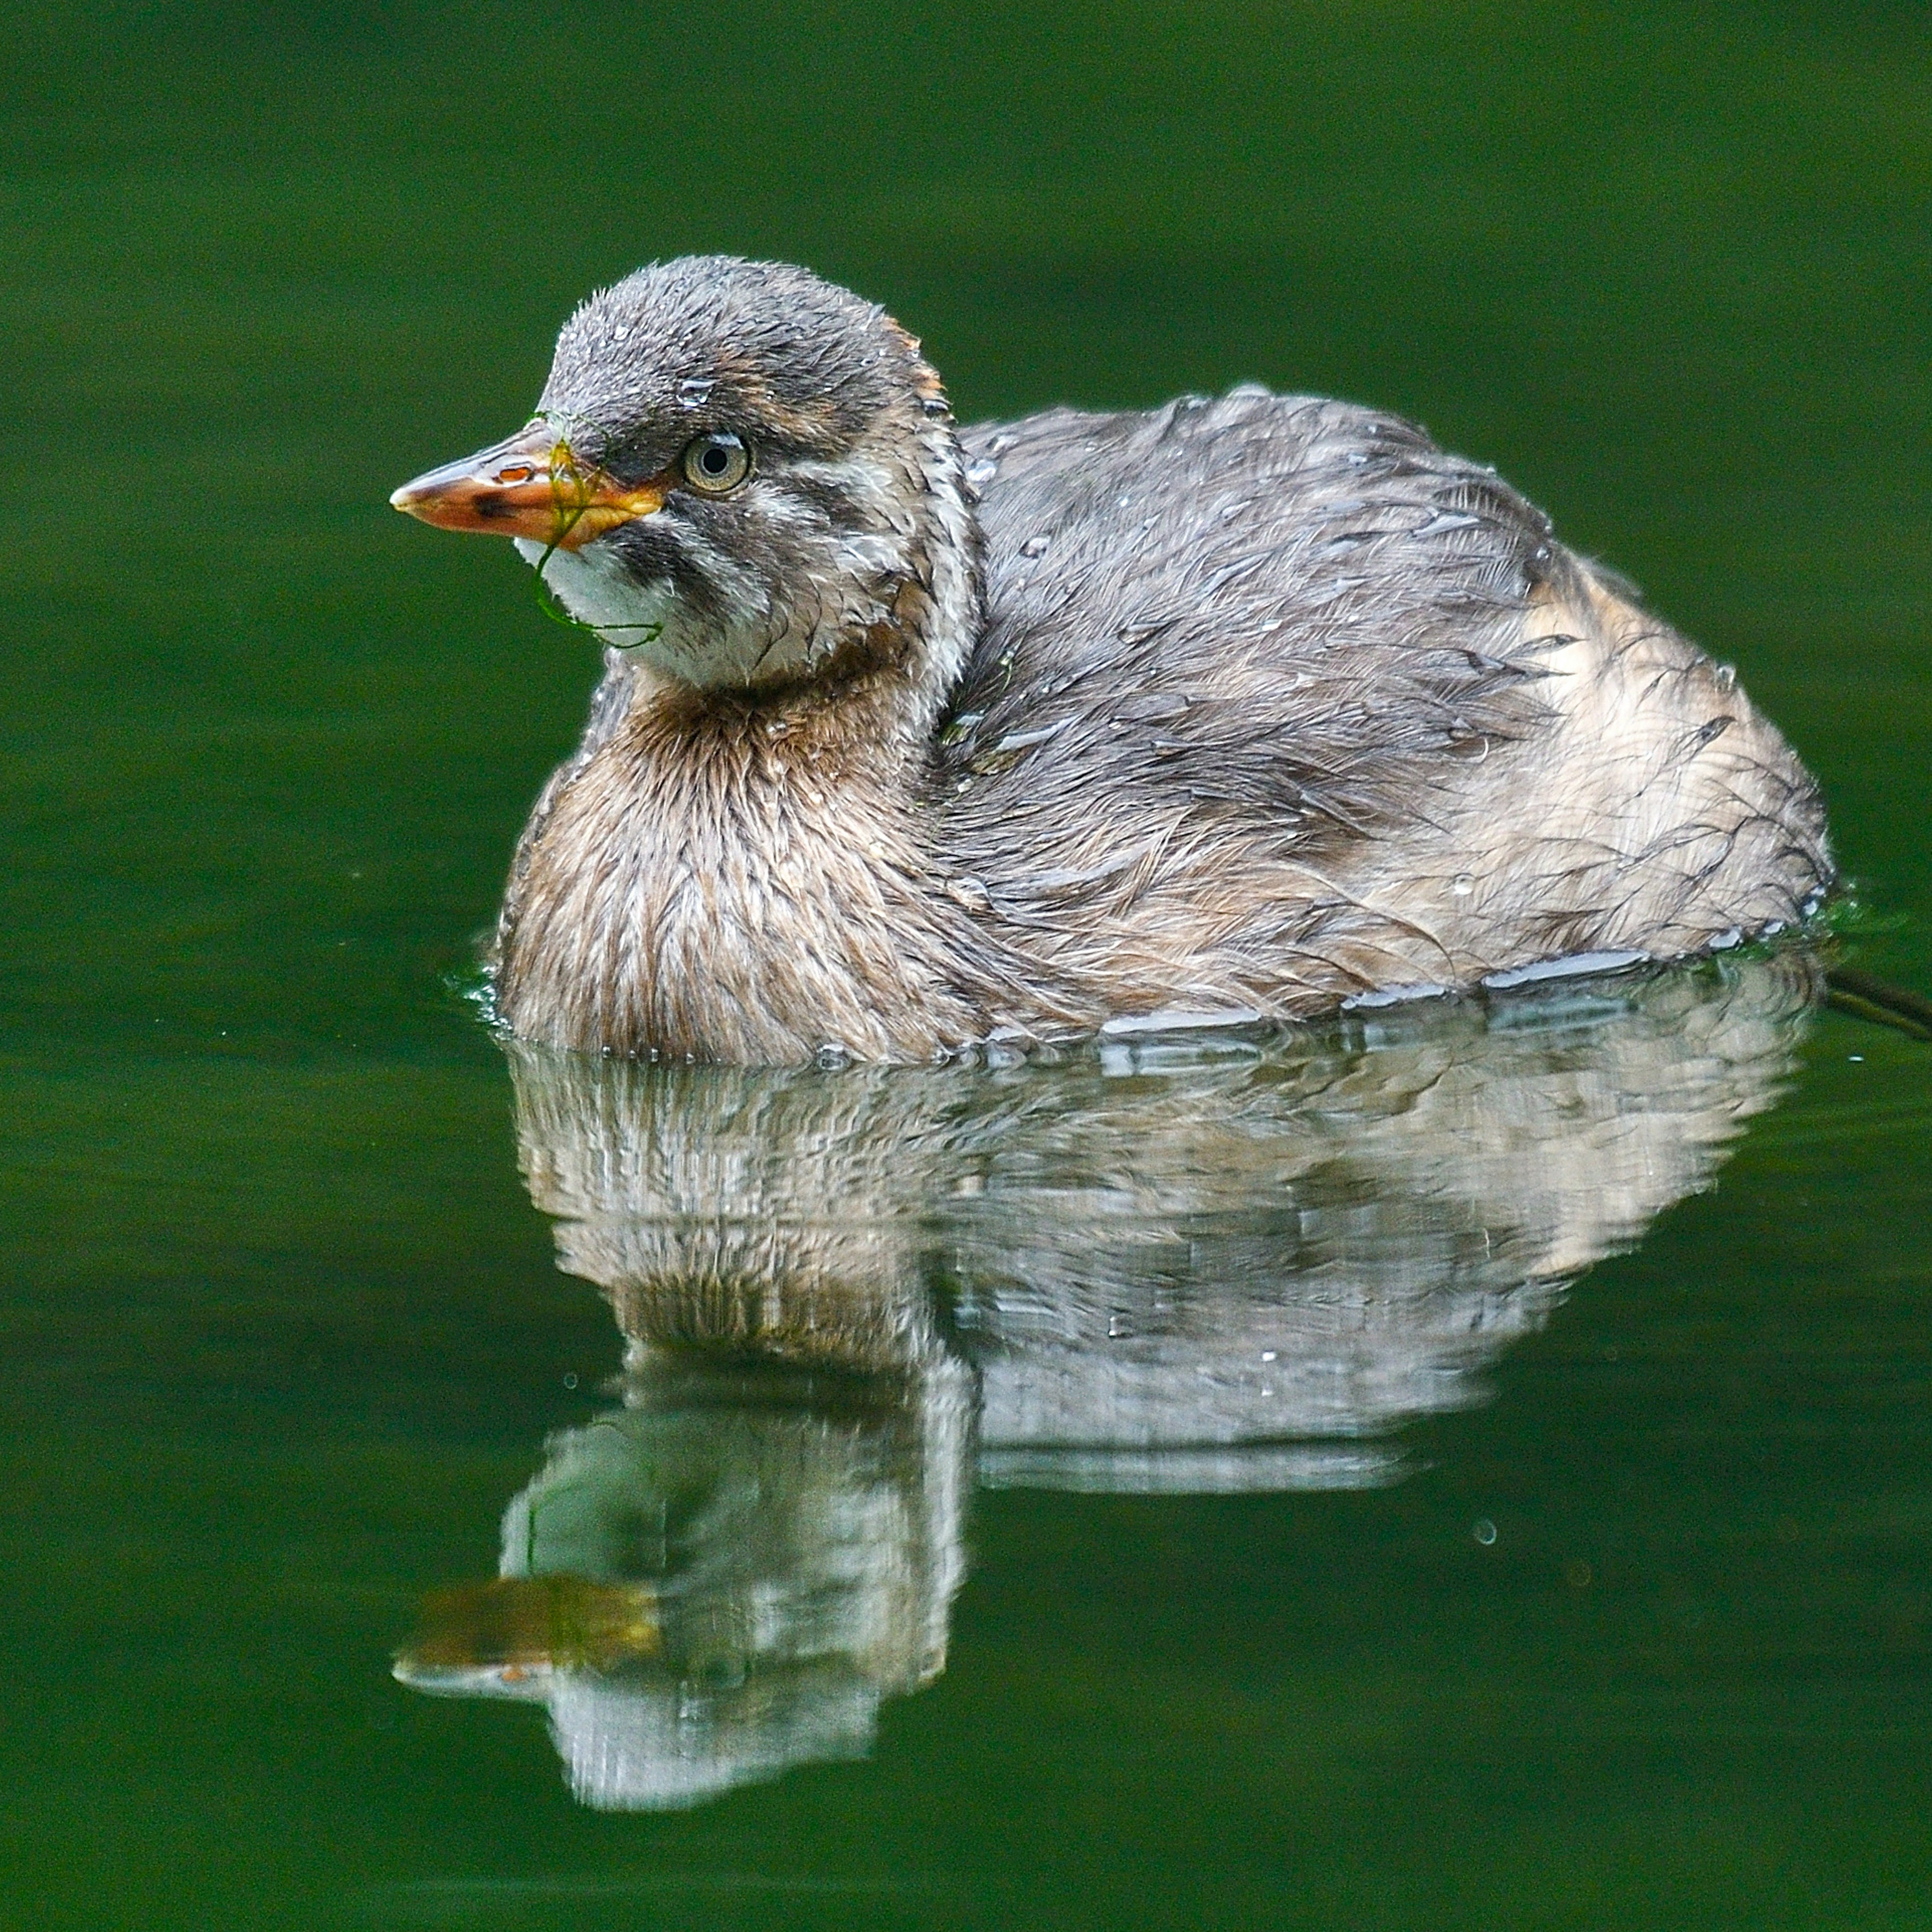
[392,257,980,702]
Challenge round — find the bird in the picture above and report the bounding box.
[391,255,1831,1064]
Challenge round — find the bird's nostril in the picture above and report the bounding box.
[496,464,536,484]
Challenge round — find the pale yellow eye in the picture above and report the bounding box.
[680,432,752,494]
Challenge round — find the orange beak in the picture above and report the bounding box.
[389,423,669,549]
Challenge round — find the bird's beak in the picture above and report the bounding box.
[389,423,668,549]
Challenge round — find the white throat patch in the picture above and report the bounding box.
[514,533,812,690]
[513,536,676,647]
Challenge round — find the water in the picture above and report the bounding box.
[4,4,1931,1927]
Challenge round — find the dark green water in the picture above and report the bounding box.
[5,5,1931,1926]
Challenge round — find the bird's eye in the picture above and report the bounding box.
[680,432,752,495]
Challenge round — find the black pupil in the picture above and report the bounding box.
[702,443,730,473]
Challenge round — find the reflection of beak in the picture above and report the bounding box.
[389,424,669,549]
[394,1574,663,1691]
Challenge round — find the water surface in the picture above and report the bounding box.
[3,5,1930,1927]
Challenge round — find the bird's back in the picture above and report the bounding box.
[930,391,1828,1012]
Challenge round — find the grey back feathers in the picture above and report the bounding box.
[487,258,1830,1063]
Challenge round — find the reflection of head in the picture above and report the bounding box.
[398,1357,970,1810]
[404,956,1816,1807]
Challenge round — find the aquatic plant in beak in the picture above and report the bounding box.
[521,423,666,647]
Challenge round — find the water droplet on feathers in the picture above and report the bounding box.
[676,377,714,406]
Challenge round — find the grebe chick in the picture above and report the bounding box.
[392,256,1831,1064]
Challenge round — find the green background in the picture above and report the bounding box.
[3,3,1930,1926]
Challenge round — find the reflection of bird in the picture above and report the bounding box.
[392,959,1816,1810]
[394,256,1831,1062]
